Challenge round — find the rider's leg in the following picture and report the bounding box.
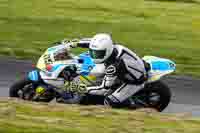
[104,83,144,107]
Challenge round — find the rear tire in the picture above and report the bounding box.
[133,81,171,112]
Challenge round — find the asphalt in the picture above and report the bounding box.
[1,57,200,116]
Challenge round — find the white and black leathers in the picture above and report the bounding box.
[87,44,147,107]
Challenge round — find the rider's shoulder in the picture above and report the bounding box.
[114,44,137,58]
[114,44,125,56]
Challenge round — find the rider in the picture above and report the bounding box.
[39,33,147,107]
[86,33,147,107]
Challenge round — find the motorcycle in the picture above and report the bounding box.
[9,50,176,112]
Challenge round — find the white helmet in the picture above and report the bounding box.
[89,33,114,64]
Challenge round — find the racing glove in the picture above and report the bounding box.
[62,39,79,49]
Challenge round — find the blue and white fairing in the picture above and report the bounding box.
[77,52,96,75]
[142,56,176,82]
[27,52,96,84]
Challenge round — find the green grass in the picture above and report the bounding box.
[1,0,200,76]
[0,98,199,133]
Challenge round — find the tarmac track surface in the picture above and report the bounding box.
[0,57,200,116]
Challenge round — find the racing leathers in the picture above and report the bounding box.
[87,45,147,107]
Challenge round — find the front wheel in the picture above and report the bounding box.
[9,79,33,99]
[131,81,171,112]
[9,79,54,102]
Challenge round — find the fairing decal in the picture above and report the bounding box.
[28,70,39,81]
[143,56,176,82]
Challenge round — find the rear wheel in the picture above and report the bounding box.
[131,81,171,112]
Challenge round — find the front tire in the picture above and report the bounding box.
[132,81,171,112]
[9,79,32,98]
[9,79,54,102]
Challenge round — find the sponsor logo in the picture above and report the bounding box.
[106,65,116,75]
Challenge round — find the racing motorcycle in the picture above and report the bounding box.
[9,50,176,112]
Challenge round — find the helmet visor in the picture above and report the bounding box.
[89,49,106,59]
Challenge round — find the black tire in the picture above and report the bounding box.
[133,81,171,112]
[9,79,32,98]
[9,79,55,102]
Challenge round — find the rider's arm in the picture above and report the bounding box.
[64,38,91,49]
[76,38,91,48]
[86,66,118,95]
[86,77,111,95]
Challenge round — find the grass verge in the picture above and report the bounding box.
[0,98,199,133]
